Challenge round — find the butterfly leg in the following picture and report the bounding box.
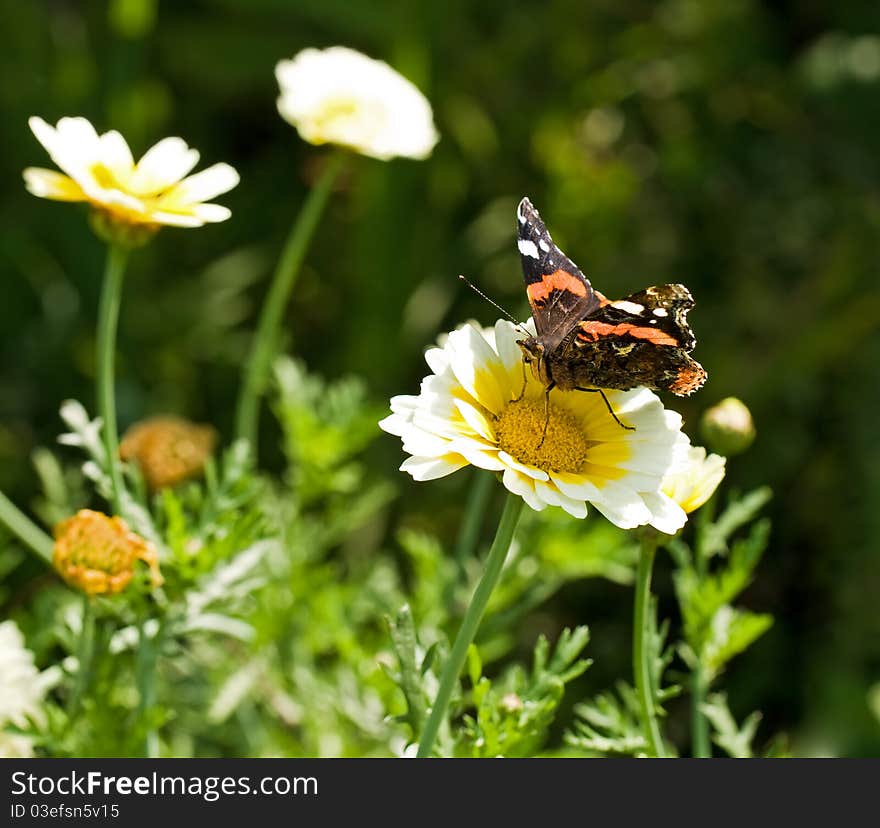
[535,382,556,449]
[573,387,636,431]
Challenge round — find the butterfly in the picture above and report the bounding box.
[515,197,706,429]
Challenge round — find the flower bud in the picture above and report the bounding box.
[700,397,756,457]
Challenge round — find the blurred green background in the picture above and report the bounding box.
[2,0,879,756]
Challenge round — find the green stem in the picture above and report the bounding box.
[235,151,347,451]
[417,490,523,758]
[0,490,53,563]
[691,528,711,757]
[68,595,95,713]
[691,662,711,758]
[96,244,129,513]
[633,537,666,758]
[136,619,160,758]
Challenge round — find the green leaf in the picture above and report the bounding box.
[697,486,772,560]
[702,693,762,758]
[386,605,429,738]
[703,608,773,679]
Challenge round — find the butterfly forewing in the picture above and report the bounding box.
[516,197,603,351]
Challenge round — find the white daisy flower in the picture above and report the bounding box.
[0,620,50,758]
[275,46,439,161]
[24,116,239,229]
[380,319,690,533]
[661,443,726,516]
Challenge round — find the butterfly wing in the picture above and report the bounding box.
[565,284,706,395]
[517,197,603,352]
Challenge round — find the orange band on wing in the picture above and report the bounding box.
[526,269,588,303]
[577,320,678,346]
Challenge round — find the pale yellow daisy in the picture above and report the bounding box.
[661,443,726,517]
[276,46,439,160]
[380,319,690,533]
[24,116,239,228]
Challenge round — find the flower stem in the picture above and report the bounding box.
[417,490,523,758]
[691,536,711,757]
[136,619,160,758]
[443,470,494,608]
[96,244,129,513]
[0,490,53,563]
[633,536,666,758]
[691,662,711,757]
[68,595,95,714]
[235,151,347,452]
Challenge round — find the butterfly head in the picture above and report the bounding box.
[517,335,552,385]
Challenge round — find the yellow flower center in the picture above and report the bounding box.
[313,98,362,131]
[494,397,590,474]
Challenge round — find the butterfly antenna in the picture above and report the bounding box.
[458,275,530,336]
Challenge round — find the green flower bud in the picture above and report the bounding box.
[700,397,756,457]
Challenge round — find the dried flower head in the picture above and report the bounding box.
[119,416,216,490]
[53,510,162,595]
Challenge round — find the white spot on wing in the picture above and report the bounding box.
[517,200,528,224]
[611,300,645,314]
[653,308,669,317]
[518,239,540,259]
[539,239,550,252]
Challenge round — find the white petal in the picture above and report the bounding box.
[534,480,588,518]
[549,471,605,503]
[98,130,134,179]
[160,163,240,206]
[130,137,200,195]
[188,203,232,223]
[446,439,506,471]
[424,346,450,376]
[502,468,546,512]
[400,455,467,481]
[493,318,528,376]
[143,210,204,228]
[400,428,454,458]
[23,168,86,201]
[496,451,549,481]
[445,325,509,414]
[453,399,495,442]
[29,116,102,181]
[591,497,652,530]
[642,492,688,535]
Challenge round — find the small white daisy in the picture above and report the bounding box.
[275,46,439,161]
[24,116,239,229]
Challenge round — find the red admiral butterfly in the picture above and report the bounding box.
[515,197,706,429]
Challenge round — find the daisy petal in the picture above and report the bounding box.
[642,491,688,535]
[502,468,546,512]
[401,455,467,481]
[23,168,86,201]
[130,137,200,195]
[160,163,240,206]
